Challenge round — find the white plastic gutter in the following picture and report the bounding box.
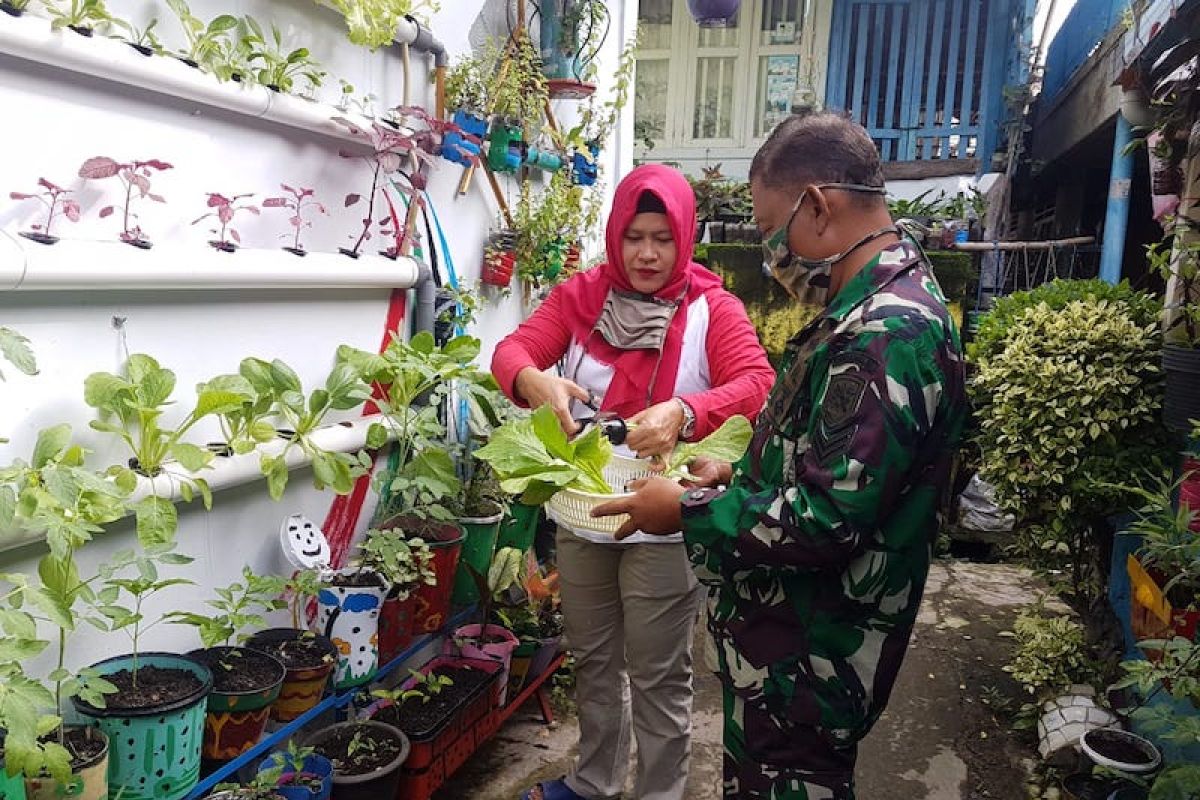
[0,413,394,554]
[0,234,419,291]
[0,12,377,148]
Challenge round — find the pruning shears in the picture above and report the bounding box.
[574,393,632,445]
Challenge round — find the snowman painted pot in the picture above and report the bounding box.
[315,568,388,690]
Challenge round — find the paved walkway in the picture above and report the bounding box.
[435,560,1053,800]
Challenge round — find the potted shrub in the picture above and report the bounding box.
[1145,227,1200,432]
[166,567,288,762]
[304,720,409,800]
[354,529,435,665]
[513,171,595,292]
[73,546,213,800]
[1114,636,1200,756]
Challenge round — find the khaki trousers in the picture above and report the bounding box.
[557,528,703,800]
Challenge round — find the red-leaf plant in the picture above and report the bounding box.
[8,177,81,245]
[191,192,260,252]
[332,114,436,259]
[78,156,172,249]
[262,184,326,256]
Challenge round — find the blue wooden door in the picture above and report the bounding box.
[826,0,1000,162]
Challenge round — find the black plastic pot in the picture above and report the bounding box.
[305,720,408,800]
[19,231,58,245]
[67,24,93,37]
[1162,344,1200,432]
[127,42,155,56]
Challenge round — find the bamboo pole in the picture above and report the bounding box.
[950,236,1095,252]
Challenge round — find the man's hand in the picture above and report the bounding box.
[514,367,591,435]
[626,400,685,459]
[682,457,732,488]
[591,476,685,540]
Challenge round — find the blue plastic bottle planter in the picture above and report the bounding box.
[257,752,333,800]
[441,109,487,167]
[316,570,387,690]
[72,653,212,800]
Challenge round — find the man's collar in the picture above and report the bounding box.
[824,239,924,322]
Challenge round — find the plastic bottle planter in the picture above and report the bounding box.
[444,625,520,705]
[481,247,515,288]
[571,143,600,186]
[441,109,487,167]
[71,653,213,800]
[244,628,339,723]
[189,647,287,762]
[450,510,503,606]
[377,517,466,636]
[0,752,26,800]
[24,727,108,800]
[257,751,334,800]
[316,569,388,690]
[304,721,410,800]
[378,590,418,666]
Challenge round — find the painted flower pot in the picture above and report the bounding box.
[244,628,338,723]
[316,569,388,690]
[24,726,108,800]
[72,652,212,800]
[379,516,465,635]
[188,647,286,762]
[444,624,520,705]
[378,590,418,666]
[451,510,503,606]
[257,751,333,800]
[305,721,409,800]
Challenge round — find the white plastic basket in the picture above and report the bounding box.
[547,454,654,535]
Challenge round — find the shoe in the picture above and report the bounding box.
[519,778,589,800]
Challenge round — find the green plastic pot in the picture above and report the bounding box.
[451,509,503,605]
[496,502,541,553]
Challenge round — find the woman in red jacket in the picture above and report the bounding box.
[493,164,774,800]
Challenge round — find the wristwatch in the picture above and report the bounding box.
[675,398,696,440]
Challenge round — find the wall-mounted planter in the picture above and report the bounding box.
[72,653,212,800]
[244,628,338,723]
[188,646,286,762]
[316,569,388,690]
[23,726,108,800]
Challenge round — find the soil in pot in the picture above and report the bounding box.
[25,726,108,800]
[101,665,205,711]
[327,570,386,590]
[310,724,404,777]
[190,648,283,694]
[253,634,335,671]
[1084,729,1157,766]
[370,665,491,737]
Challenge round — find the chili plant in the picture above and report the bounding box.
[192,192,260,251]
[262,184,326,255]
[84,353,252,545]
[78,156,172,248]
[9,178,81,245]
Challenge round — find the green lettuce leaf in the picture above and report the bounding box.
[665,415,754,476]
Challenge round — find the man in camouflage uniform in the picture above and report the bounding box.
[595,113,966,799]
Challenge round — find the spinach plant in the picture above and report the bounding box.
[110,17,163,55]
[166,565,286,648]
[662,415,753,477]
[372,668,452,705]
[192,192,260,251]
[0,325,36,382]
[85,354,250,545]
[239,356,372,500]
[262,184,327,254]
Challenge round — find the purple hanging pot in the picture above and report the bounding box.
[686,0,740,27]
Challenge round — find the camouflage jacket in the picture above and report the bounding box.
[681,240,966,748]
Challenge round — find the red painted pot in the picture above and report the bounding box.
[378,515,465,635]
[378,590,418,665]
[482,251,515,287]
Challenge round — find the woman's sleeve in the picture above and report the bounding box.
[490,286,574,405]
[678,290,776,438]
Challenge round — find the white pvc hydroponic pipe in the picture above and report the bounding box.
[0,234,419,291]
[0,12,378,147]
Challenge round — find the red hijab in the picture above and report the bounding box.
[554,164,723,419]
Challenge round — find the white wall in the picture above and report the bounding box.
[0,0,633,683]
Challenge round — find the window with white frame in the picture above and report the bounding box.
[634,0,815,159]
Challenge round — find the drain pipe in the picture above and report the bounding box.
[399,16,449,118]
[411,259,438,336]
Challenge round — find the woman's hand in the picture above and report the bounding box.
[514,367,591,434]
[626,400,685,459]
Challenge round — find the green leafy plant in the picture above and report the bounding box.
[110,17,163,55]
[243,18,325,94]
[0,327,38,380]
[687,164,751,223]
[663,415,753,477]
[560,32,638,156]
[85,353,248,545]
[165,0,238,68]
[318,0,439,50]
[1149,765,1200,800]
[489,31,549,139]
[200,371,277,456]
[476,404,612,504]
[1145,221,1200,348]
[238,356,373,500]
[970,285,1170,599]
[887,188,947,221]
[1002,605,1095,727]
[165,565,286,648]
[43,0,113,33]
[1107,473,1200,604]
[354,529,435,598]
[1114,636,1200,747]
[513,170,593,290]
[89,544,196,687]
[337,332,498,524]
[280,569,327,630]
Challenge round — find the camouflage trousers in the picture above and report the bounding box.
[722,686,856,799]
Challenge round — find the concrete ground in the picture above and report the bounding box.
[435,560,1056,800]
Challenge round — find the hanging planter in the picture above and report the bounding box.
[244,628,338,723]
[23,726,108,800]
[686,0,741,27]
[316,569,388,690]
[539,0,604,98]
[72,653,212,800]
[189,646,286,763]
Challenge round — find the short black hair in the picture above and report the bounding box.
[750,112,885,206]
[635,190,667,214]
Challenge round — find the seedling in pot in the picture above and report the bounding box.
[165,0,237,69]
[165,565,286,648]
[43,0,114,36]
[192,192,259,251]
[262,184,326,256]
[9,178,82,245]
[0,0,32,17]
[110,17,163,56]
[372,668,452,705]
[78,156,172,248]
